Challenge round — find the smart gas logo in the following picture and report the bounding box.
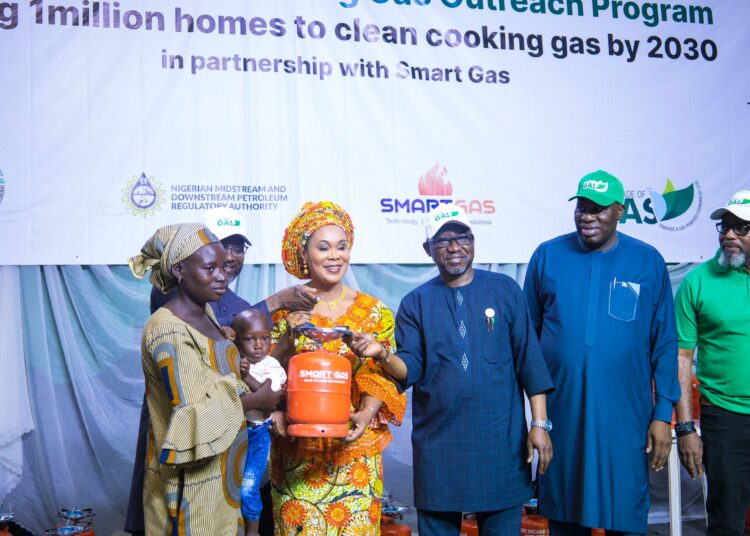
[380,163,495,225]
[122,172,165,216]
[620,179,702,232]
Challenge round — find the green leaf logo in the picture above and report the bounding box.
[648,180,695,222]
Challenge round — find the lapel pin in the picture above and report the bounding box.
[485,308,495,332]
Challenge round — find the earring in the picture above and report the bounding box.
[302,262,308,276]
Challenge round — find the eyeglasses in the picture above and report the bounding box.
[224,244,249,255]
[716,221,750,236]
[430,233,475,249]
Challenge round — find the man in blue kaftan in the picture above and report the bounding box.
[352,203,554,536]
[523,171,679,536]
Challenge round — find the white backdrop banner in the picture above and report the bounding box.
[0,0,748,264]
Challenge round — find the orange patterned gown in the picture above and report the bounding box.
[271,292,407,535]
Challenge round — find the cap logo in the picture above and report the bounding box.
[729,198,750,206]
[583,180,608,193]
[217,218,240,227]
[434,210,459,222]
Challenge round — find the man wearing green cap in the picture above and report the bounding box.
[523,170,679,536]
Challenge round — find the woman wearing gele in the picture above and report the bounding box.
[270,201,406,536]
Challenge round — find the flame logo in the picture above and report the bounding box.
[418,163,452,196]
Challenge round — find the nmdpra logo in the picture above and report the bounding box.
[122,172,165,217]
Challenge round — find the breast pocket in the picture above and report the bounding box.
[608,280,639,322]
[482,324,512,365]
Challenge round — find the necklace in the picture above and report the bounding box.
[318,286,346,312]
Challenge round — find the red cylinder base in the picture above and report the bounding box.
[287,423,349,438]
[521,514,550,536]
[381,520,412,536]
[460,516,478,536]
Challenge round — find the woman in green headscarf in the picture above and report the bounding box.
[129,223,278,536]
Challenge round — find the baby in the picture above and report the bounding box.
[233,309,286,536]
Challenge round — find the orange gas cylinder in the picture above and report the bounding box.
[521,514,550,536]
[591,529,605,536]
[381,515,412,536]
[286,350,352,437]
[460,514,479,536]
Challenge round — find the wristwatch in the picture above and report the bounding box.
[531,419,553,432]
[674,421,697,437]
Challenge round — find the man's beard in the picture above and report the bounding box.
[718,250,747,269]
[444,265,468,275]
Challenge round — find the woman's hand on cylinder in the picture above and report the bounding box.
[343,406,376,443]
[271,410,287,437]
[285,311,312,330]
[344,332,387,359]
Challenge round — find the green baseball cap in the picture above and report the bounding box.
[568,170,625,206]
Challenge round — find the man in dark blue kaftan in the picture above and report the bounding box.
[366,203,554,536]
[523,171,679,536]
